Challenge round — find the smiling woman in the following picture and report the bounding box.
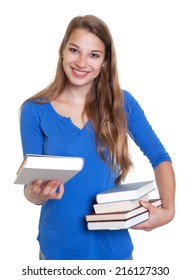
[61,29,105,94]
[52,28,106,129]
[18,14,175,260]
[63,29,105,82]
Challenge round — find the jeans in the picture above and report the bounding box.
[39,250,47,260]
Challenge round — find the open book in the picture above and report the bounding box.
[14,154,84,185]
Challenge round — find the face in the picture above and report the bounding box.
[62,28,105,90]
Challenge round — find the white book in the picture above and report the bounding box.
[87,199,162,222]
[14,154,84,185]
[96,180,155,203]
[87,211,149,230]
[93,193,150,214]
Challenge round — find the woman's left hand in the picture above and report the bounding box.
[131,200,175,231]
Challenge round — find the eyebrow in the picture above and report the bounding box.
[68,43,103,53]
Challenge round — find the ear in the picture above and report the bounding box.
[102,61,108,68]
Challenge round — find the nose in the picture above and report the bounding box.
[75,54,87,68]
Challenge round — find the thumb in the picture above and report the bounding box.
[139,200,153,210]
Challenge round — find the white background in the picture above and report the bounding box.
[0,0,189,278]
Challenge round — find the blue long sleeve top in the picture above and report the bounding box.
[20,90,171,260]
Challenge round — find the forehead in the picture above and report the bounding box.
[67,28,105,51]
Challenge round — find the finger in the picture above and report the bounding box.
[48,182,61,196]
[140,200,155,211]
[131,206,162,231]
[42,180,60,196]
[131,222,151,231]
[56,184,64,199]
[49,183,64,199]
[31,180,43,194]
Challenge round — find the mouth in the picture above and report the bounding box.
[71,67,89,78]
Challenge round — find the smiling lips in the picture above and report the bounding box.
[72,67,89,78]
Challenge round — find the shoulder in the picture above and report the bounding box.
[20,100,50,120]
[21,100,50,112]
[122,89,142,114]
[122,89,133,101]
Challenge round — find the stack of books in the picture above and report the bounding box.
[86,180,162,230]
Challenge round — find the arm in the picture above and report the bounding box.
[123,90,176,230]
[20,102,64,204]
[154,161,175,215]
[134,161,175,231]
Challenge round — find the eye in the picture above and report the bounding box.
[90,53,100,59]
[69,48,78,53]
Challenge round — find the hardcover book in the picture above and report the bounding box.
[93,193,150,214]
[87,198,162,230]
[96,180,155,204]
[14,154,84,185]
[86,198,162,222]
[87,211,150,230]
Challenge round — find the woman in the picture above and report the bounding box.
[20,14,175,260]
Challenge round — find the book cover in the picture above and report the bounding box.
[87,211,150,230]
[93,193,150,214]
[86,198,162,222]
[96,180,155,203]
[14,154,84,185]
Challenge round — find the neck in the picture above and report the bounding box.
[62,84,90,105]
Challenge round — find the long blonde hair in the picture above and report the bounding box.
[23,15,133,183]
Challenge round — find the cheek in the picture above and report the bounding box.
[62,61,67,74]
[63,51,75,64]
[95,68,102,77]
[94,58,104,71]
[62,57,74,73]
[94,64,103,75]
[63,56,72,66]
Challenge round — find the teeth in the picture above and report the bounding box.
[73,69,86,75]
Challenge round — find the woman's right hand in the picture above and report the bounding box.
[24,179,64,205]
